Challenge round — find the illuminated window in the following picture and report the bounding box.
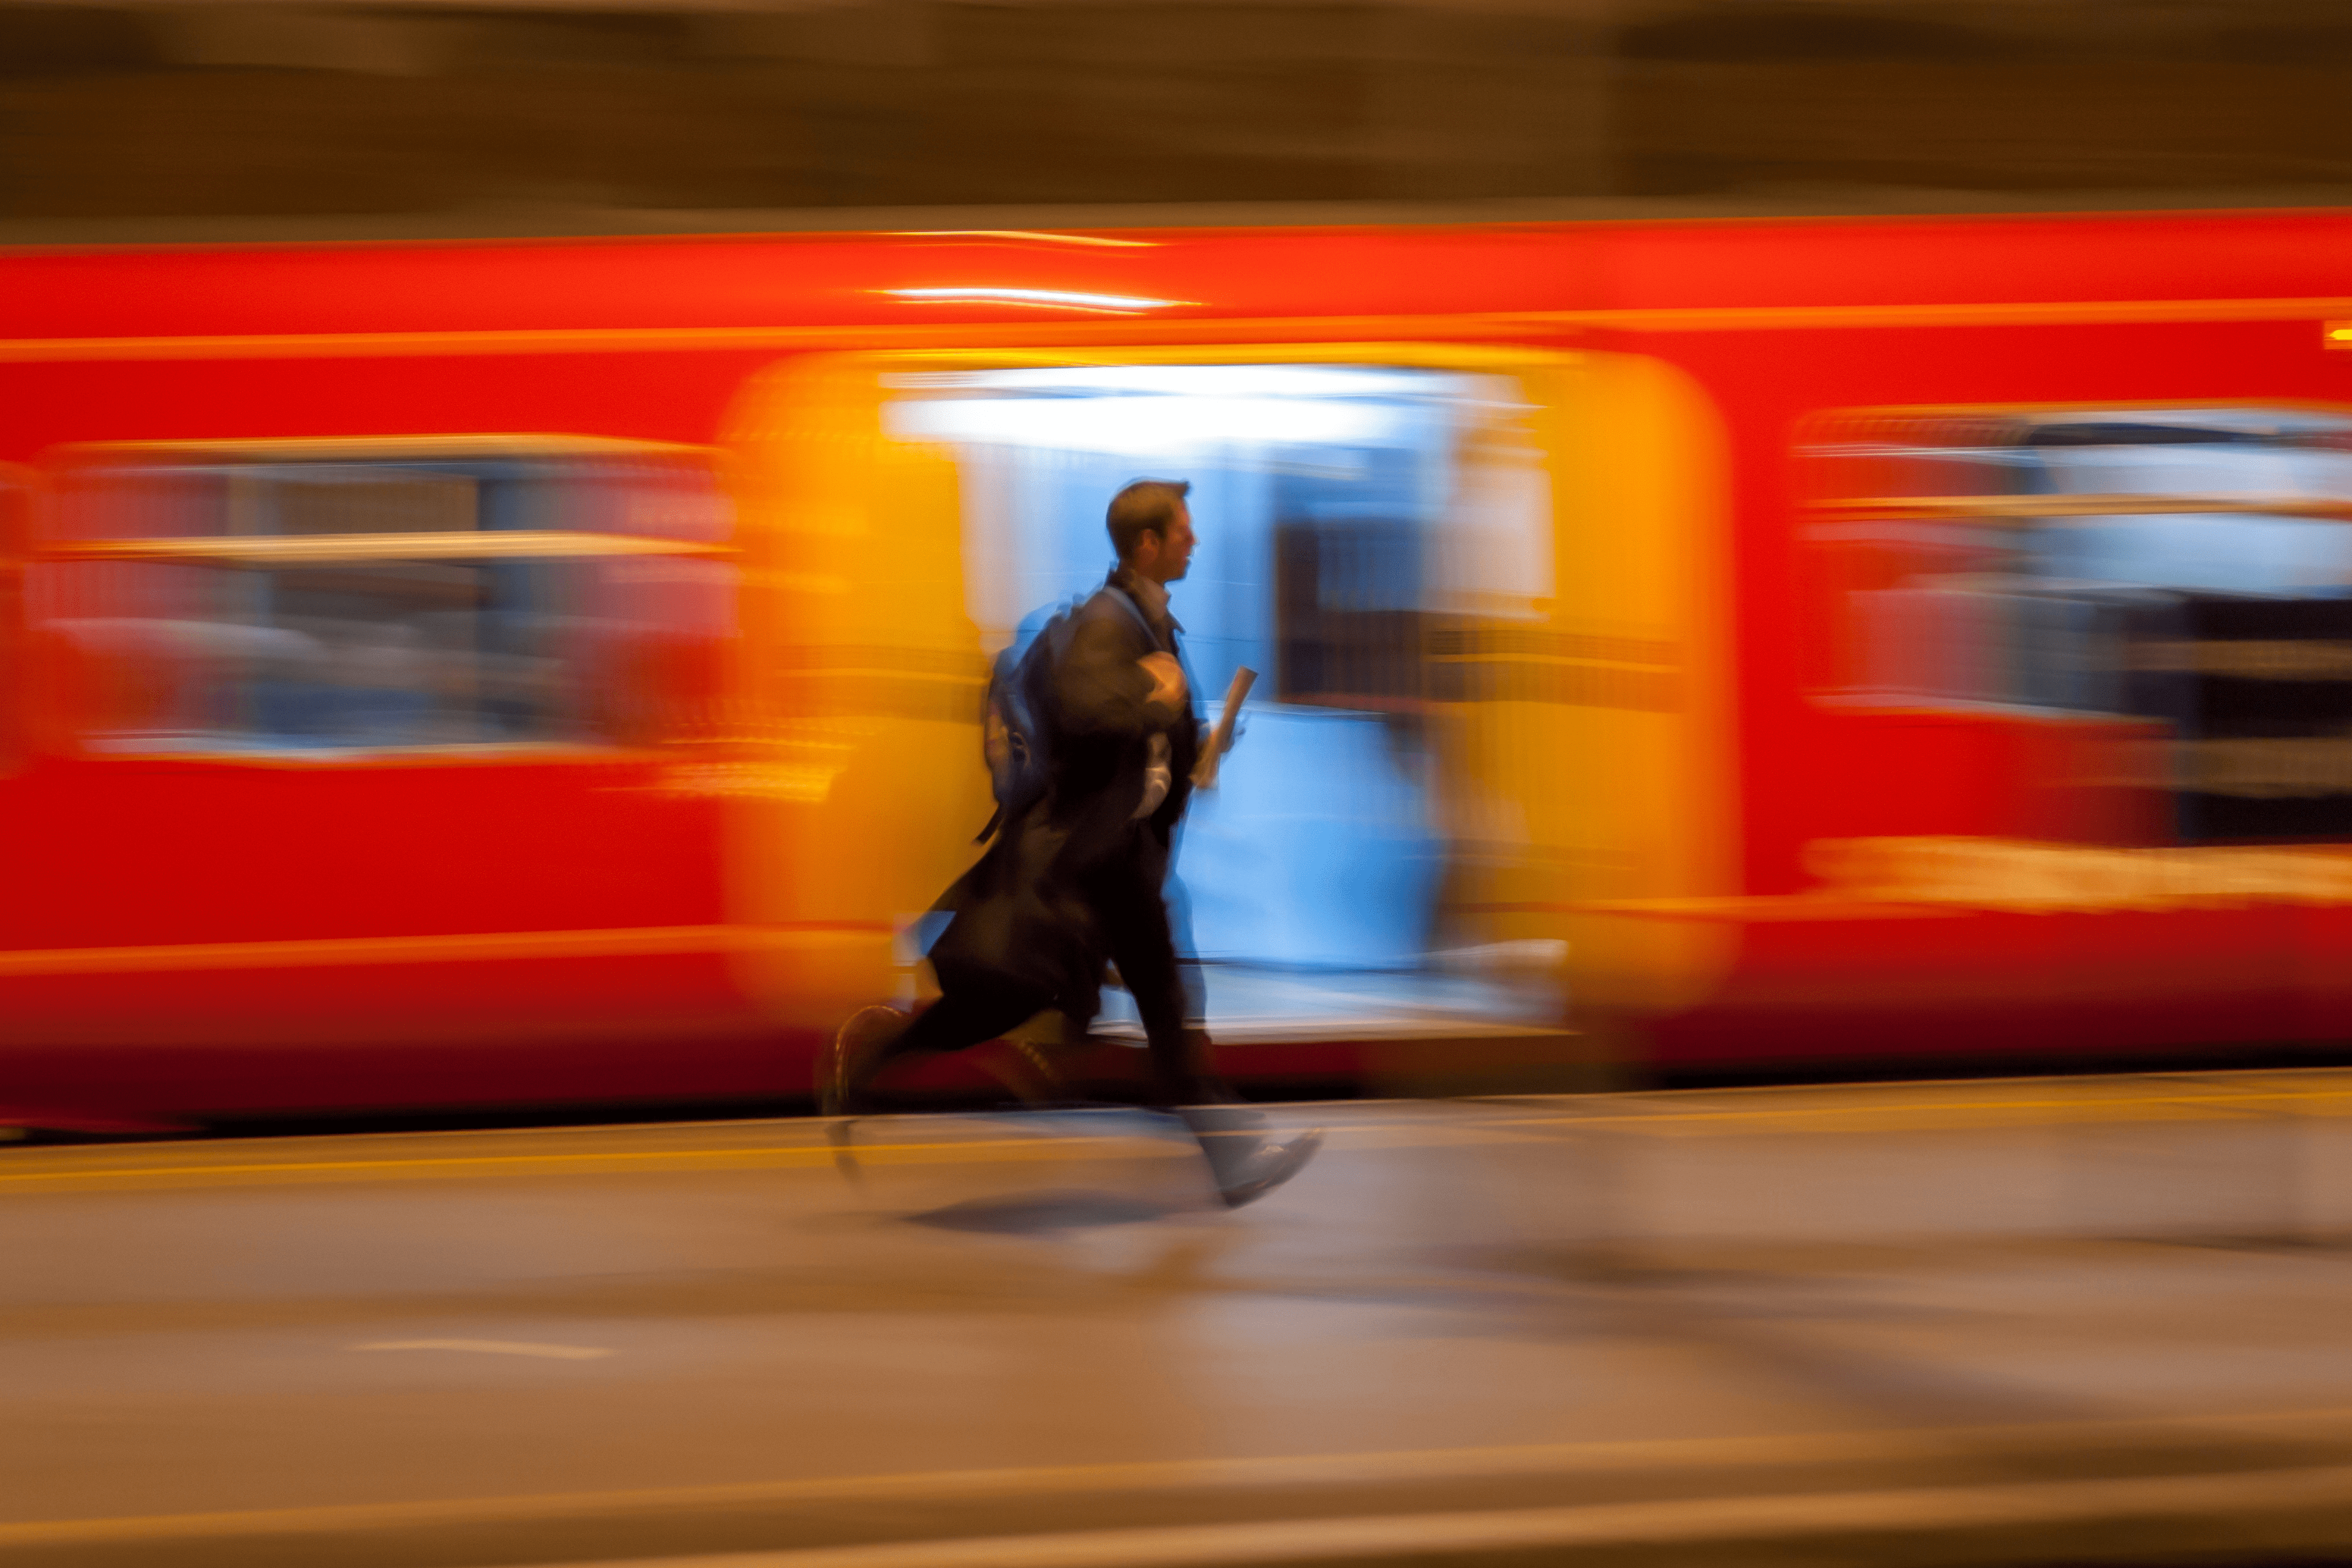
[31,441,733,755]
[1804,407,2352,839]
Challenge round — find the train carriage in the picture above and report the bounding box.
[4,210,2351,1127]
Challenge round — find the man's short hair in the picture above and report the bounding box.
[1106,479,1191,563]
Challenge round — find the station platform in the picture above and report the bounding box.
[6,1072,2352,1567]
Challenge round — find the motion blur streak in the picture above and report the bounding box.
[880,288,1190,312]
[10,213,2352,1128]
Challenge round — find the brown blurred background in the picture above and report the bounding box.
[6,0,2352,237]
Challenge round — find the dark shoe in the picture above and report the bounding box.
[819,1005,909,1119]
[1180,1106,1325,1209]
[820,1005,909,1181]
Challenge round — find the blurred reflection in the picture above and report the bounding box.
[1811,409,2352,840]
[886,363,1560,1028]
[34,446,734,753]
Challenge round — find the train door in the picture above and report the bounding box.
[724,346,1735,1070]
[903,364,1465,990]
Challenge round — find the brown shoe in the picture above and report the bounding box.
[818,1005,910,1119]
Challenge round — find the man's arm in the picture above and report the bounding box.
[1055,606,1185,737]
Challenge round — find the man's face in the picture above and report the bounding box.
[1148,505,1196,584]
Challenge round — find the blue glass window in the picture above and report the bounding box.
[32,443,731,755]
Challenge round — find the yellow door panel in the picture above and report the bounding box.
[720,342,1735,1037]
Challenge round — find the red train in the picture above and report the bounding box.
[6,209,2352,1130]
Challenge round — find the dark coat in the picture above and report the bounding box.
[925,567,1202,1014]
[1047,565,1202,872]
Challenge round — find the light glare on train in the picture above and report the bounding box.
[887,231,1159,249]
[968,366,1457,400]
[887,390,1412,452]
[878,287,1191,312]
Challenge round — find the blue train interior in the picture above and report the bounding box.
[886,363,1563,1039]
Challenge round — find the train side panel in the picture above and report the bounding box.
[0,352,792,1123]
[1627,304,2352,1071]
[5,213,2352,1118]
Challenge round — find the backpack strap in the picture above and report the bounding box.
[1100,584,1203,723]
[1098,585,1162,649]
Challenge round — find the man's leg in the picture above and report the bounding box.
[827,968,1052,1117]
[1164,869,1208,1027]
[1095,867,1223,1107]
[1095,871,1321,1208]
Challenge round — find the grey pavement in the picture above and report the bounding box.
[7,1075,2352,1567]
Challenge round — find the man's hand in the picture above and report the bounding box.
[1140,652,1187,710]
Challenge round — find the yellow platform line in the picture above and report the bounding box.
[0,1134,1194,1192]
[1483,1084,2352,1136]
[11,1077,2352,1192]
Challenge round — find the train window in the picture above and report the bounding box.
[29,442,733,755]
[1805,407,2352,838]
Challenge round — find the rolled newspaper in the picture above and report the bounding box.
[1191,666,1257,788]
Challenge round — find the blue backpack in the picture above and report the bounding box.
[976,586,1153,842]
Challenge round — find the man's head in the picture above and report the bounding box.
[1107,478,1195,585]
